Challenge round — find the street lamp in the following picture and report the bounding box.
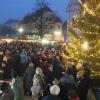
[18,28,24,34]
[54,31,62,35]
[18,28,24,40]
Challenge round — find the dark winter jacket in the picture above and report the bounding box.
[0,88,14,100]
[42,95,62,100]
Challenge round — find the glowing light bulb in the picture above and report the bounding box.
[82,41,89,50]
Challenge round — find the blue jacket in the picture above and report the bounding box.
[20,53,28,63]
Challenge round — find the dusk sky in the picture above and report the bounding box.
[0,0,69,24]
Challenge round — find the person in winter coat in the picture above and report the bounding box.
[11,71,24,100]
[59,73,78,100]
[33,67,44,90]
[66,62,77,80]
[23,62,35,95]
[77,70,89,100]
[42,84,62,100]
[31,75,42,100]
[0,82,14,100]
[53,56,64,80]
[42,62,54,84]
[20,50,28,64]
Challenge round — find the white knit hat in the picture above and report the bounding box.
[50,85,60,95]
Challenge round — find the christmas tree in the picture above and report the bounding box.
[66,0,100,71]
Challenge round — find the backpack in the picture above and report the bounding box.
[31,85,41,96]
[68,88,79,99]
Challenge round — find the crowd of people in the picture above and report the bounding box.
[0,42,91,100]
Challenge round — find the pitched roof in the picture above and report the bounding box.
[4,19,21,24]
[31,5,55,21]
[23,5,62,24]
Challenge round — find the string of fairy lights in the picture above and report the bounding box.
[64,0,100,72]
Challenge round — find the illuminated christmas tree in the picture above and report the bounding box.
[66,0,100,70]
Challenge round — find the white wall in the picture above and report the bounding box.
[66,0,81,41]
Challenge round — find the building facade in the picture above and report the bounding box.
[4,20,21,31]
[66,0,81,41]
[22,6,63,41]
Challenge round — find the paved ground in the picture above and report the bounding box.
[25,96,32,100]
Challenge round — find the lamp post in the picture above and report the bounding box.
[18,28,24,33]
[18,28,24,39]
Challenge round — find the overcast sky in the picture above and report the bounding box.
[0,0,69,24]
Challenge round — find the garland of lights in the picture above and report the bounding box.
[64,0,100,71]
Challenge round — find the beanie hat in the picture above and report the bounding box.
[50,85,60,95]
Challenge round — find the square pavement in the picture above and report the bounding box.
[25,96,32,100]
